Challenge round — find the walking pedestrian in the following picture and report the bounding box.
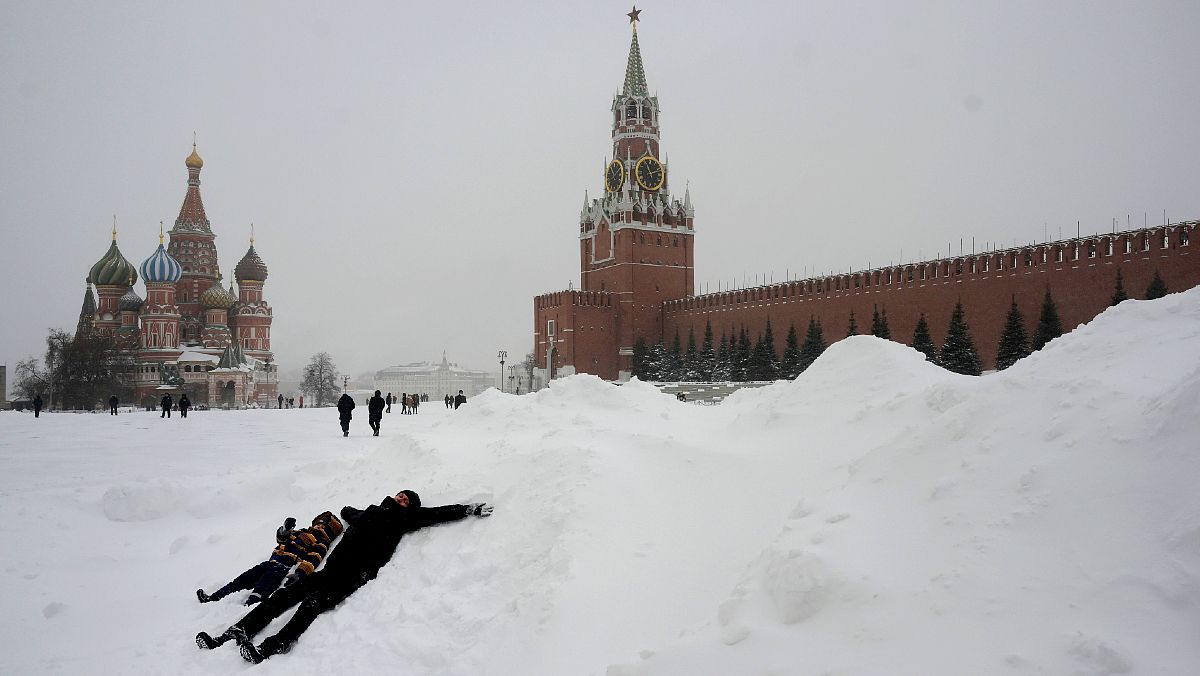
[336,392,355,437]
[278,393,283,409]
[367,390,385,437]
[161,393,174,418]
[33,394,44,418]
[179,394,191,418]
[385,393,392,413]
[109,395,119,415]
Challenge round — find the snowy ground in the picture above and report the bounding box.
[2,289,1199,675]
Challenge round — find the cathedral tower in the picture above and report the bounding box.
[138,227,183,356]
[87,226,138,337]
[232,231,273,359]
[167,143,219,344]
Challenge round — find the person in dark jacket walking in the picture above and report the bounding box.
[367,390,385,436]
[109,395,119,415]
[445,394,451,409]
[197,512,344,606]
[336,393,355,436]
[33,394,44,418]
[179,394,191,418]
[161,393,173,418]
[196,490,493,662]
[453,390,467,409]
[385,393,392,413]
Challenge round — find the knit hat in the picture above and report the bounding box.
[399,490,421,508]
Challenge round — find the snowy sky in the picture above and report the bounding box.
[2,0,1198,383]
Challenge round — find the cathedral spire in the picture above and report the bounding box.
[622,7,648,97]
[174,140,212,233]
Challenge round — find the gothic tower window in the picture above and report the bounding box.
[625,101,638,123]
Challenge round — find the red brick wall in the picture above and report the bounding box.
[533,291,620,379]
[665,224,1197,371]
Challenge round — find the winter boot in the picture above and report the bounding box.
[196,625,245,650]
[196,589,214,603]
[242,635,294,663]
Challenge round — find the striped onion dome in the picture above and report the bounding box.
[118,287,144,312]
[88,239,138,286]
[140,243,182,283]
[234,244,268,283]
[200,277,236,310]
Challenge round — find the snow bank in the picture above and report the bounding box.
[1,290,1198,674]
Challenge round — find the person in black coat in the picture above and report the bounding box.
[367,390,385,436]
[336,393,355,437]
[161,393,173,418]
[453,390,467,409]
[33,394,43,418]
[179,394,191,418]
[196,490,493,662]
[109,395,119,415]
[385,392,392,413]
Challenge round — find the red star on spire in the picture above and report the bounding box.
[627,5,642,24]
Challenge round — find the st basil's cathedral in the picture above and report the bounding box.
[78,144,278,408]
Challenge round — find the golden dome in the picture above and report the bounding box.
[185,144,204,169]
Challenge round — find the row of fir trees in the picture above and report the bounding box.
[632,269,1169,381]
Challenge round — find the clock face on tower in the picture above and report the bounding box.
[605,160,624,192]
[635,156,664,191]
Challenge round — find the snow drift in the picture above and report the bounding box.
[1,289,1198,674]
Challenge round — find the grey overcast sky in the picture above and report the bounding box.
[2,1,1198,383]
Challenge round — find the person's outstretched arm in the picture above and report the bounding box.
[413,503,493,529]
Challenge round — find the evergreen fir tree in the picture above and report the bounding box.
[911,313,936,362]
[846,310,858,337]
[797,316,827,374]
[937,302,983,376]
[1110,269,1128,306]
[1032,289,1063,351]
[781,323,801,379]
[733,327,753,381]
[995,298,1030,371]
[698,320,716,381]
[872,305,892,340]
[684,327,699,381]
[644,340,668,381]
[762,319,779,377]
[631,337,649,379]
[713,331,731,381]
[1145,270,1168,300]
[666,329,683,381]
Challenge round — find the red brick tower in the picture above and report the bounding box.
[232,231,273,360]
[167,143,219,345]
[532,9,694,382]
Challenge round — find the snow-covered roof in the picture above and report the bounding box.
[176,350,220,364]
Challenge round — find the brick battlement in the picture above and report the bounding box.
[535,290,615,310]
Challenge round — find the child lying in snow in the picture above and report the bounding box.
[196,511,344,606]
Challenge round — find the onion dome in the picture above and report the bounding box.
[235,244,268,283]
[185,143,204,169]
[118,287,144,312]
[88,235,138,286]
[200,277,236,310]
[140,242,182,284]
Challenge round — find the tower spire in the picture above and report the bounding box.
[250,223,255,246]
[112,214,117,241]
[623,6,648,97]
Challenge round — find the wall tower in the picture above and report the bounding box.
[167,143,219,344]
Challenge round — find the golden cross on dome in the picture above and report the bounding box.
[627,5,641,25]
[159,220,165,244]
[112,214,117,240]
[250,223,255,246]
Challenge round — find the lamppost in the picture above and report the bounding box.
[497,350,507,393]
[508,364,517,394]
[343,375,349,392]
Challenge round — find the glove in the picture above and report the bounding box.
[283,517,296,530]
[465,503,493,517]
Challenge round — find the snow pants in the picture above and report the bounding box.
[232,569,363,647]
[211,559,289,603]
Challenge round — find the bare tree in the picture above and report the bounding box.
[12,356,48,401]
[301,352,340,407]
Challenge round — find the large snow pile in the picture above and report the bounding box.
[1,289,1198,675]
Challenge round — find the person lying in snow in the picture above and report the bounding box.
[196,490,493,663]
[196,511,344,606]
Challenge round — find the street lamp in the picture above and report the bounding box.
[497,350,507,393]
[508,364,517,394]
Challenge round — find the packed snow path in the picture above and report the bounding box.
[2,289,1199,674]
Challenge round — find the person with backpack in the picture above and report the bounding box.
[336,393,355,437]
[367,390,385,436]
